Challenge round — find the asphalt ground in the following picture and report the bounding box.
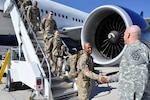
[0,67,119,100]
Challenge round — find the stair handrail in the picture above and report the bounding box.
[7,0,53,99]
[17,0,51,82]
[18,3,53,100]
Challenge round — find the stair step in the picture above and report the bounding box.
[36,31,43,35]
[36,35,43,40]
[36,51,46,58]
[51,81,73,90]
[32,39,44,46]
[32,29,79,100]
[53,88,78,100]
[51,76,70,83]
[65,96,79,100]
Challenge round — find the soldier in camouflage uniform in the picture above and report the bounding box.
[76,42,102,100]
[21,0,32,15]
[20,0,32,27]
[27,1,41,33]
[40,11,57,42]
[102,25,150,100]
[40,11,58,58]
[16,0,24,8]
[47,30,67,77]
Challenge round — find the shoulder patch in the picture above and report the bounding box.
[131,50,141,61]
[130,49,146,65]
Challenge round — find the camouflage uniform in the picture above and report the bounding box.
[40,17,58,55]
[76,53,101,100]
[67,50,83,79]
[47,36,65,77]
[21,0,32,14]
[20,0,32,27]
[16,0,24,8]
[27,5,40,32]
[40,17,57,42]
[109,40,150,100]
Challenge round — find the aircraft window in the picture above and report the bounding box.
[41,9,43,13]
[62,15,64,18]
[72,18,83,22]
[58,13,60,17]
[66,16,68,19]
[54,13,56,16]
[45,10,48,14]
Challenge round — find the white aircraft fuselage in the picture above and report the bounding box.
[35,0,88,29]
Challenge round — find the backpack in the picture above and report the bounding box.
[65,49,83,79]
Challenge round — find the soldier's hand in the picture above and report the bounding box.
[97,75,103,83]
[61,45,65,50]
[101,76,109,84]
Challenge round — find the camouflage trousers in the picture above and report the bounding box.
[30,20,40,33]
[118,80,146,100]
[43,32,54,42]
[77,83,92,100]
[45,53,56,77]
[43,33,53,60]
[43,33,53,52]
[52,56,63,77]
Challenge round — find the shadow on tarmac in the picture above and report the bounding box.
[90,80,117,99]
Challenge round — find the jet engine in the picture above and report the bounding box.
[81,5,149,66]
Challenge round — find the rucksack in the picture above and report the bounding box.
[65,49,83,79]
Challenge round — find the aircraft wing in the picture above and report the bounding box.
[60,26,82,31]
[59,26,82,40]
[59,26,83,53]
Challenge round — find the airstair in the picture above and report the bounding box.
[3,0,78,99]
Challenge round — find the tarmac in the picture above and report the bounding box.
[0,67,119,100]
[0,77,47,100]
[90,67,118,100]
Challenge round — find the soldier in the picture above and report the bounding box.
[27,1,41,33]
[21,0,32,15]
[20,0,32,27]
[40,11,57,42]
[16,0,24,8]
[40,11,58,57]
[76,42,102,100]
[47,30,67,77]
[101,25,150,100]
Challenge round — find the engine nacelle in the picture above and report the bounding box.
[81,5,149,66]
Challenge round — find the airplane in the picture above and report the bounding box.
[0,0,150,99]
[1,0,150,66]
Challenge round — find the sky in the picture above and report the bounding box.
[54,0,150,18]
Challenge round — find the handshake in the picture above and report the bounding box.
[97,75,110,84]
[94,70,110,84]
